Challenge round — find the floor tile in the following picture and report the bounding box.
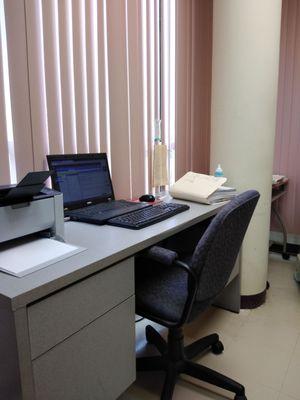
[175,379,235,399]
[268,254,298,290]
[281,355,300,399]
[289,333,300,359]
[196,336,291,392]
[248,286,300,331]
[119,371,164,400]
[244,383,279,400]
[184,307,250,341]
[237,317,299,356]
[180,378,279,400]
[278,393,300,400]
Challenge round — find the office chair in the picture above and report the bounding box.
[135,190,260,400]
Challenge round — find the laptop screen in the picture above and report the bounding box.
[47,153,114,208]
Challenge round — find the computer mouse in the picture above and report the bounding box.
[139,194,155,203]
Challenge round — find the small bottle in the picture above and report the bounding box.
[214,164,224,177]
[154,119,162,145]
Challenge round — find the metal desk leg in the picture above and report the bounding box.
[271,203,289,260]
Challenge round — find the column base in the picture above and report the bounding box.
[240,288,267,309]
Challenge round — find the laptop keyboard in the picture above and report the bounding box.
[69,200,136,216]
[68,200,151,224]
[107,202,190,229]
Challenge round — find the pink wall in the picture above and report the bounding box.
[273,0,300,235]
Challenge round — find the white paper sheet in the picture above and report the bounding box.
[0,238,85,277]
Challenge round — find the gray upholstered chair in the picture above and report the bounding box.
[135,190,260,400]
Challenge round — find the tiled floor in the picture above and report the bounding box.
[119,253,300,399]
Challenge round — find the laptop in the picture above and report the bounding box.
[47,153,150,225]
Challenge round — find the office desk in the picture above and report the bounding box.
[0,200,240,400]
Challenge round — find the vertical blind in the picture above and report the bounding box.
[0,0,162,198]
[0,0,213,196]
[0,1,10,185]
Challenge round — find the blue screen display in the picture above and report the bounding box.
[51,158,113,205]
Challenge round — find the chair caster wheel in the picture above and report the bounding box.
[211,340,224,355]
[234,396,247,400]
[282,252,290,260]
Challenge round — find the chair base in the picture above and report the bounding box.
[137,325,246,400]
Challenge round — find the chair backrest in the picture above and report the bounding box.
[191,190,259,304]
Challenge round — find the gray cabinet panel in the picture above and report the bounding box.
[32,296,136,400]
[0,301,22,400]
[28,258,134,359]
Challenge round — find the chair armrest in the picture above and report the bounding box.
[173,260,198,326]
[140,248,198,326]
[143,246,179,266]
[173,260,198,292]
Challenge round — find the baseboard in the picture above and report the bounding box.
[270,231,300,245]
[240,288,267,309]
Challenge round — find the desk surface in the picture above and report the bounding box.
[0,200,223,310]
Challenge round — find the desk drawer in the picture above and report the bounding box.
[28,257,134,359]
[32,296,136,400]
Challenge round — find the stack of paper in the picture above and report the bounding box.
[0,238,85,277]
[272,174,285,184]
[169,172,236,204]
[207,186,237,204]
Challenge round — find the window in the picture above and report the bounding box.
[0,0,178,195]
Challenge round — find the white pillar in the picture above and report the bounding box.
[210,1,282,300]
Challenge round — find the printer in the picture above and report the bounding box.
[0,172,64,244]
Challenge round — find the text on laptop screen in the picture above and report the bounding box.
[50,157,113,205]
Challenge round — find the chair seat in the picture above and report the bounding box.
[135,258,189,324]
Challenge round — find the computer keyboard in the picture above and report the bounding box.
[67,200,151,224]
[107,202,190,229]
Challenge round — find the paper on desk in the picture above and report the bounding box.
[169,171,227,203]
[0,238,85,277]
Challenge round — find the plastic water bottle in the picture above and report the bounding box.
[214,164,224,177]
